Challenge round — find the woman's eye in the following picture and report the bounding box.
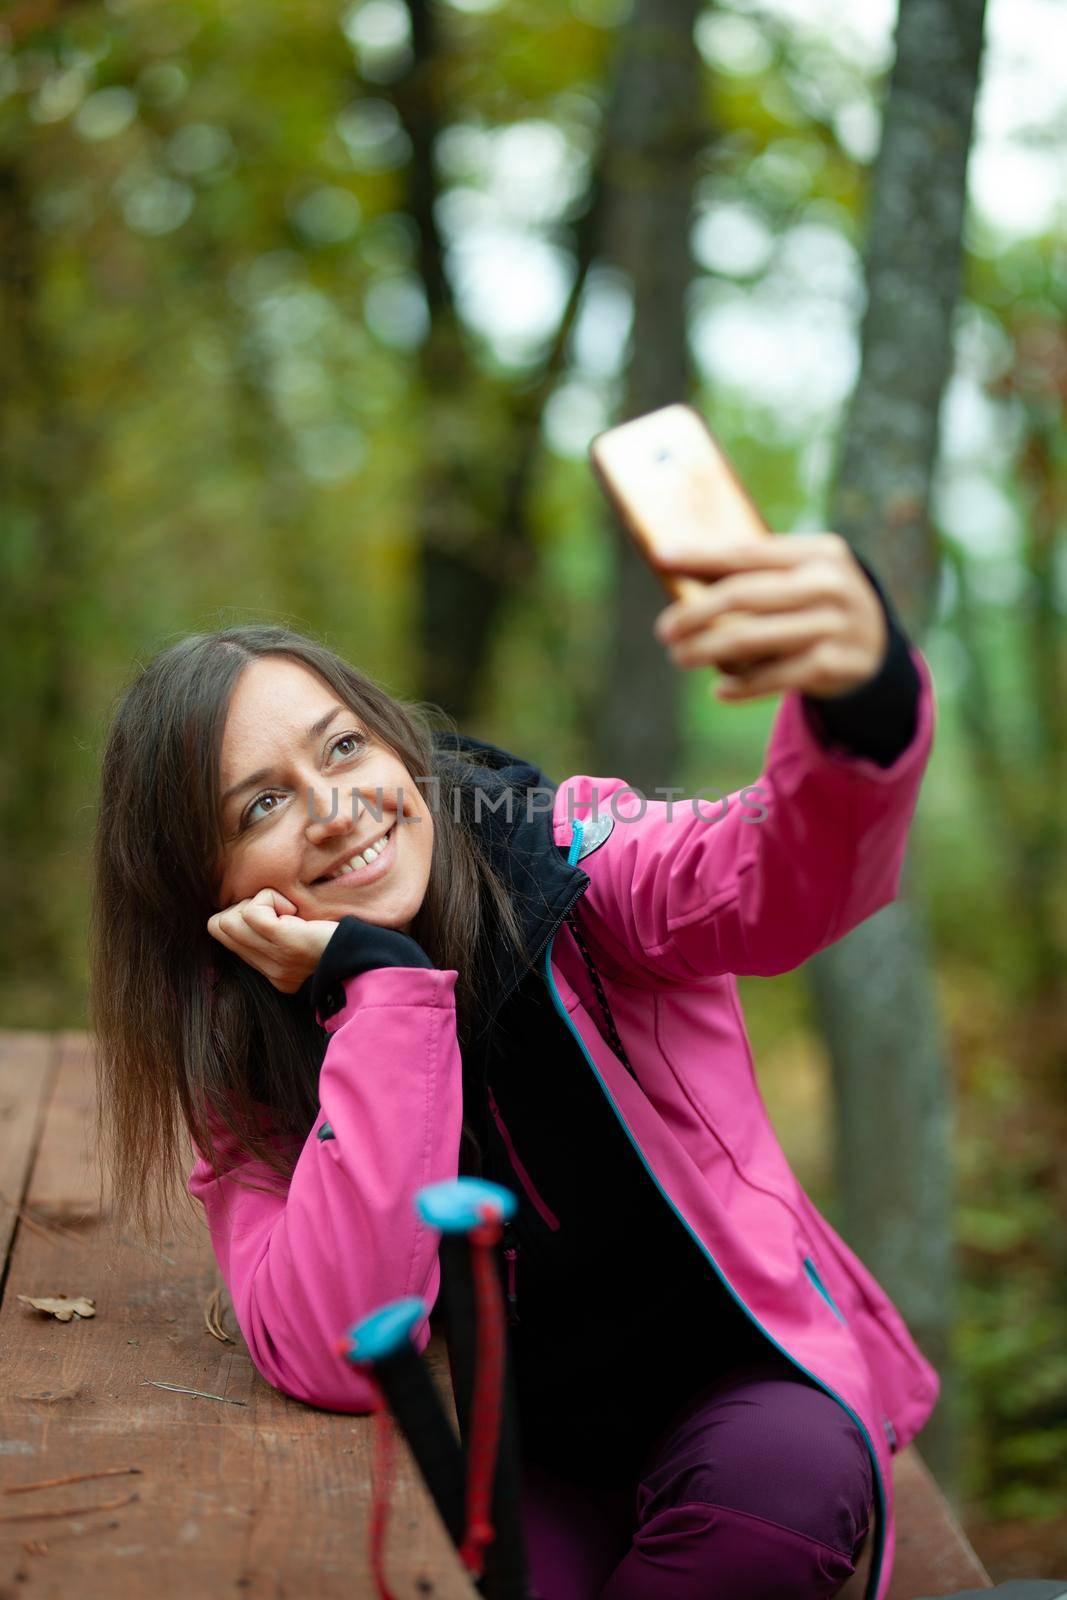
[242,792,282,828]
[330,732,365,760]
[239,730,366,830]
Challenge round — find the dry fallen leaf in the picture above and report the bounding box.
[17,1295,96,1323]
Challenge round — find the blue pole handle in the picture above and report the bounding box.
[337,1295,427,1365]
[415,1177,518,1235]
[335,1293,468,1552]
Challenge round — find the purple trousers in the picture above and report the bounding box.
[520,1360,874,1600]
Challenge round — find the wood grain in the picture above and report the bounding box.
[0,1030,60,1270]
[889,1444,993,1595]
[0,1030,477,1600]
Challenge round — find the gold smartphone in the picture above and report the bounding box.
[589,403,772,606]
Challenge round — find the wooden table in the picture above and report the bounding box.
[1,1031,991,1598]
[0,1031,477,1598]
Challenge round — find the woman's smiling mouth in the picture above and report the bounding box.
[311,822,397,888]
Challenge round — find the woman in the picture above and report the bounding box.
[89,533,938,1600]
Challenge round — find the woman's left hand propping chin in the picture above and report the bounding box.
[651,531,888,703]
[207,888,339,994]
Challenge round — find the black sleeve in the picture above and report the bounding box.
[298,915,434,1022]
[799,550,921,769]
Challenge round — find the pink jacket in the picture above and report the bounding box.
[188,645,939,1600]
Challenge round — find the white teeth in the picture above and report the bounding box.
[328,825,393,879]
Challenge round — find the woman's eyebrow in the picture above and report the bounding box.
[220,705,348,809]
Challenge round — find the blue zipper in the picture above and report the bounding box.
[541,815,887,1600]
[805,1255,848,1324]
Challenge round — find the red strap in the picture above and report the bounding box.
[457,1204,506,1578]
[369,1380,398,1599]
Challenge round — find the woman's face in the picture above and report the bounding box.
[214,658,434,932]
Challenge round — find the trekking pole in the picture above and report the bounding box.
[335,1294,467,1594]
[415,1177,529,1600]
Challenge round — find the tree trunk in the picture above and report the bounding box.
[808,0,988,1496]
[0,160,87,1023]
[987,314,1067,1067]
[592,0,706,790]
[402,0,603,721]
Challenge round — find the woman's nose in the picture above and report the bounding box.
[304,778,358,843]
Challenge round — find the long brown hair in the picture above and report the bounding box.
[88,623,532,1248]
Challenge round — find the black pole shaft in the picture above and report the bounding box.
[437,1232,530,1600]
[369,1340,468,1549]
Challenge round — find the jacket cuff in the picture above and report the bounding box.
[800,551,920,769]
[301,916,434,1022]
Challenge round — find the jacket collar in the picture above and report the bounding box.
[431,730,589,1025]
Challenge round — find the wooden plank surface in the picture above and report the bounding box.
[0,1031,60,1272]
[1,1031,995,1600]
[889,1445,993,1596]
[0,1030,476,1599]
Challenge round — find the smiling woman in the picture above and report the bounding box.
[87,623,528,1248]
[210,654,437,951]
[87,571,941,1600]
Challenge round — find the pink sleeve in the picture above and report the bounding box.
[557,645,937,982]
[187,964,462,1412]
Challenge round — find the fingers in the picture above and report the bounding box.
[667,607,846,672]
[249,887,298,915]
[206,916,240,955]
[649,531,887,698]
[654,563,850,644]
[652,531,848,577]
[207,911,273,960]
[207,890,294,956]
[714,638,871,702]
[205,889,323,995]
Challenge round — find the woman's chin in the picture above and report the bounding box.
[308,886,411,930]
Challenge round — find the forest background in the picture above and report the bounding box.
[1,0,1064,1581]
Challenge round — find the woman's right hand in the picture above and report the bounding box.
[207,888,340,995]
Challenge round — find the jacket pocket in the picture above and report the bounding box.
[804,1255,847,1324]
[487,1086,561,1232]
